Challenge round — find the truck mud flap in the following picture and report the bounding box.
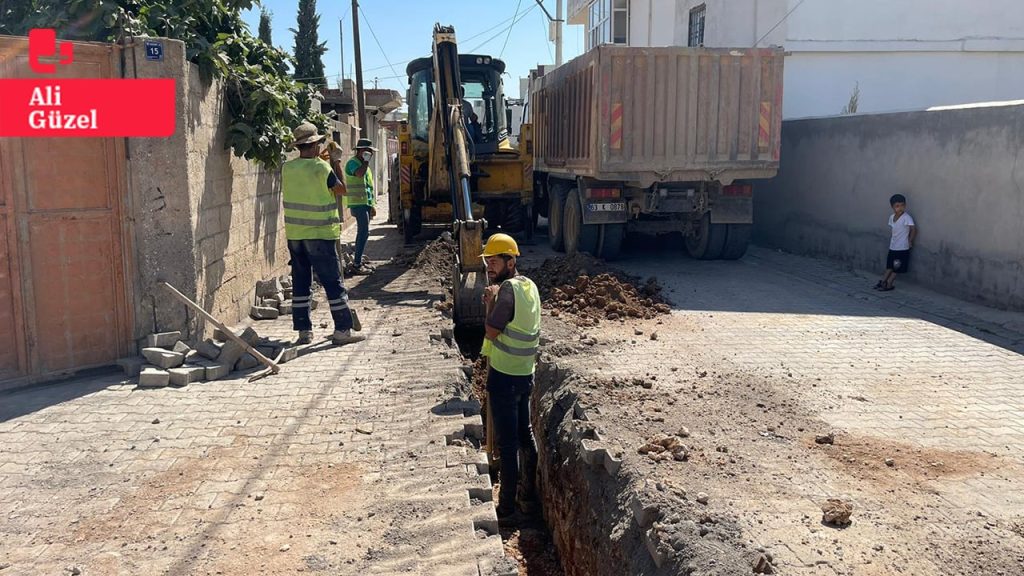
[709,197,753,224]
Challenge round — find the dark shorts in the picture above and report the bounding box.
[886,250,911,273]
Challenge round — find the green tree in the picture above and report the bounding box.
[291,0,327,87]
[258,8,273,46]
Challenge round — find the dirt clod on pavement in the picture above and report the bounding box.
[821,498,854,527]
[638,433,690,462]
[526,254,670,326]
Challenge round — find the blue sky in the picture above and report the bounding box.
[242,0,585,98]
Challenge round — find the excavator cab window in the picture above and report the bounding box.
[406,60,508,154]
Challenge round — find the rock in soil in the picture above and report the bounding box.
[815,432,836,445]
[821,498,854,526]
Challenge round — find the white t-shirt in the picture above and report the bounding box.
[889,212,915,250]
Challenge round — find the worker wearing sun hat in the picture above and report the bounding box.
[282,121,365,346]
[480,233,541,520]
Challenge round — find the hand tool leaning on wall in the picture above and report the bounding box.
[161,282,281,382]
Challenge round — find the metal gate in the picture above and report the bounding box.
[0,38,132,388]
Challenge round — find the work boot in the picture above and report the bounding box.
[332,329,366,346]
[296,330,314,345]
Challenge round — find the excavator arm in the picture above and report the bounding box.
[430,24,487,328]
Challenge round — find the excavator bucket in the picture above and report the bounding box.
[452,220,486,327]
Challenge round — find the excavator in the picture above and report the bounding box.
[398,24,534,329]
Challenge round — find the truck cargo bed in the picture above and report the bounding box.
[532,45,784,186]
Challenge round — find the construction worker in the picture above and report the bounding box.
[480,233,541,519]
[343,138,377,275]
[282,122,365,346]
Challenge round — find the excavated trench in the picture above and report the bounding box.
[527,359,771,576]
[411,236,761,574]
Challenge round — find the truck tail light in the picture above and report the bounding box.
[722,184,753,197]
[587,187,621,199]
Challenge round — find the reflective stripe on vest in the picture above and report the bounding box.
[343,157,373,206]
[482,276,542,376]
[282,158,340,240]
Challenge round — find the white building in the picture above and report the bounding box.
[567,0,1024,118]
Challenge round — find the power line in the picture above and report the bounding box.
[500,0,524,59]
[356,12,522,75]
[467,3,539,54]
[357,4,404,91]
[755,0,806,47]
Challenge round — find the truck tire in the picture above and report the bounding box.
[548,184,568,252]
[719,224,752,260]
[564,188,599,256]
[685,213,727,260]
[598,223,625,260]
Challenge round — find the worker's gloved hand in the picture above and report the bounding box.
[369,206,377,219]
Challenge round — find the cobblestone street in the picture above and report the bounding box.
[522,240,1024,575]
[0,219,513,576]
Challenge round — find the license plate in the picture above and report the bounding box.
[588,202,625,212]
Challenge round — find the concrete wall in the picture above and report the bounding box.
[753,103,1024,311]
[126,38,288,344]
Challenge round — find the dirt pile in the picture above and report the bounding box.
[393,234,456,282]
[526,254,669,327]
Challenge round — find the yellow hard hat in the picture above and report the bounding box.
[481,233,520,258]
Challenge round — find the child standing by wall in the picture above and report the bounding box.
[875,194,917,291]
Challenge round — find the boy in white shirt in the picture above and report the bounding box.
[875,194,917,291]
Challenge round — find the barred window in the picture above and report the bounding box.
[688,4,706,47]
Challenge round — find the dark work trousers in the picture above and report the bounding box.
[350,205,371,266]
[287,239,353,332]
[488,366,539,512]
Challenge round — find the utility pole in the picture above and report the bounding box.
[351,0,367,135]
[555,0,563,67]
[339,17,345,91]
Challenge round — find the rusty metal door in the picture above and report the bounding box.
[0,38,131,386]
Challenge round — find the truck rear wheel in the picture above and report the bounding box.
[564,188,598,256]
[719,224,752,260]
[598,223,625,260]
[685,213,727,260]
[548,184,568,252]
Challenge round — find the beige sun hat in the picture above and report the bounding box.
[291,122,326,147]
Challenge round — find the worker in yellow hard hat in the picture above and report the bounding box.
[480,233,541,521]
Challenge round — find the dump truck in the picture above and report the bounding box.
[527,45,784,260]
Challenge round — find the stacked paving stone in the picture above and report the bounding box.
[116,326,298,389]
[250,276,303,320]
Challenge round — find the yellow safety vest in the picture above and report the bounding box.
[282,158,341,240]
[482,276,541,376]
[343,157,374,207]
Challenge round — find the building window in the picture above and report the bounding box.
[588,0,628,49]
[688,4,706,47]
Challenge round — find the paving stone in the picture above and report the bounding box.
[116,356,146,377]
[234,353,260,371]
[138,367,170,388]
[195,340,222,360]
[168,366,205,387]
[256,277,283,298]
[204,362,232,381]
[250,306,280,320]
[141,347,185,369]
[172,341,191,354]
[218,329,258,368]
[146,331,182,349]
[279,300,293,315]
